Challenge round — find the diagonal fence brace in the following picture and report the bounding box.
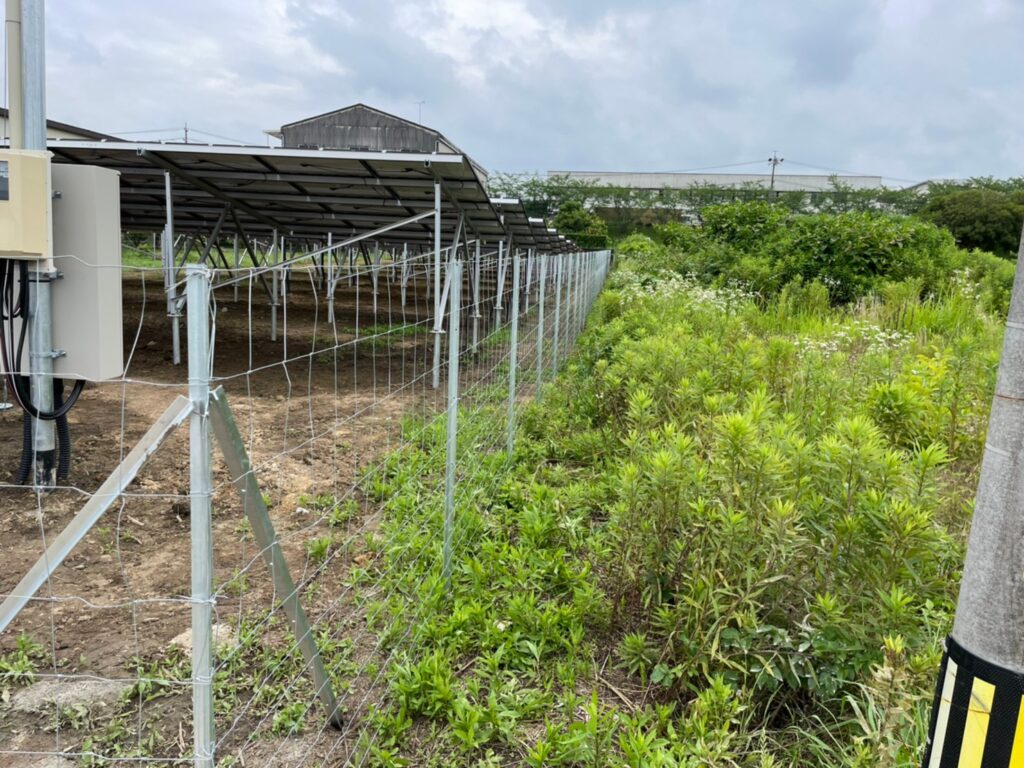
[0,395,193,634]
[207,386,343,729]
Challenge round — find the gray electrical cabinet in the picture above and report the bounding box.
[51,164,123,381]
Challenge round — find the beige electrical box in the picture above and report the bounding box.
[51,164,124,380]
[0,149,52,259]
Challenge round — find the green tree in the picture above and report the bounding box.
[920,189,1024,257]
[489,173,602,219]
[551,200,610,249]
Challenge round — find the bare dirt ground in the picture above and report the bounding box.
[0,263,495,765]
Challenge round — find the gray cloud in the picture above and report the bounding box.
[32,0,1024,181]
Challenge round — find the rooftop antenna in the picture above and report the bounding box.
[416,101,425,124]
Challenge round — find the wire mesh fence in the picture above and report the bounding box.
[0,241,610,767]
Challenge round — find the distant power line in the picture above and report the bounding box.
[110,125,256,145]
[661,160,768,173]
[784,158,922,185]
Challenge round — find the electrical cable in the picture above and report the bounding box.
[0,259,85,420]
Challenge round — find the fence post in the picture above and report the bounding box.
[164,171,182,366]
[524,250,533,315]
[186,266,215,768]
[326,232,335,324]
[371,246,381,319]
[552,255,563,376]
[443,260,463,584]
[270,229,279,342]
[578,253,586,335]
[432,182,443,389]
[493,240,505,330]
[507,252,521,457]
[535,253,548,400]
[567,253,577,343]
[471,240,482,352]
[232,233,240,303]
[400,243,409,309]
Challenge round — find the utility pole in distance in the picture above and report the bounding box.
[768,152,784,195]
[921,222,1024,766]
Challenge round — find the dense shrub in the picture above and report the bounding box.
[920,188,1024,257]
[700,199,788,250]
[644,202,1014,312]
[518,267,1001,765]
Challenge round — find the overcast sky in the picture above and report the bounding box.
[22,0,1024,183]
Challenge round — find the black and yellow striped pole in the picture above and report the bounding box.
[923,224,1024,767]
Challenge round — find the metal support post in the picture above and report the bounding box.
[471,240,482,352]
[20,0,44,146]
[400,243,409,308]
[586,254,593,325]
[371,246,381,318]
[27,271,55,485]
[432,182,443,389]
[280,236,288,359]
[186,266,215,768]
[524,251,533,314]
[507,253,521,457]
[164,172,181,365]
[493,240,506,329]
[270,231,279,342]
[573,256,581,339]
[575,253,584,339]
[535,254,548,400]
[21,0,54,486]
[442,260,462,584]
[232,234,240,302]
[326,232,335,324]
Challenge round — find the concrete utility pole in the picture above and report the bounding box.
[768,152,784,194]
[922,222,1024,766]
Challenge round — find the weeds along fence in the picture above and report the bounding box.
[0,242,611,766]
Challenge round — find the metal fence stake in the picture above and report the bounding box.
[507,253,521,456]
[552,255,563,375]
[326,232,335,324]
[164,172,182,365]
[471,240,482,353]
[535,253,548,400]
[443,260,463,583]
[432,183,443,389]
[270,229,279,342]
[186,266,215,768]
[494,241,508,330]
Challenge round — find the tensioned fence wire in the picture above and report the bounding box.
[0,242,609,766]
